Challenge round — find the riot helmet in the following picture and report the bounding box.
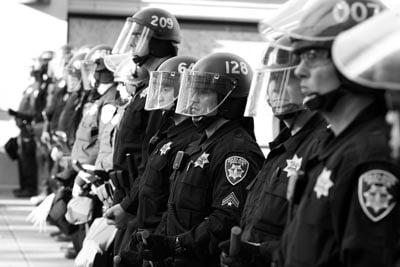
[259,0,387,111]
[175,52,253,120]
[245,35,303,119]
[145,55,197,111]
[332,9,400,92]
[105,7,181,68]
[81,44,112,90]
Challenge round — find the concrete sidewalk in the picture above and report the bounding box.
[0,190,74,267]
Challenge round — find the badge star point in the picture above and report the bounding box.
[194,152,210,168]
[314,167,334,199]
[159,141,173,156]
[283,154,303,177]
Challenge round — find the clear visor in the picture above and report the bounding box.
[332,9,400,91]
[115,21,153,56]
[104,52,131,73]
[245,42,302,117]
[67,74,81,92]
[145,71,181,111]
[259,0,385,42]
[81,62,96,90]
[175,71,236,117]
[112,17,134,54]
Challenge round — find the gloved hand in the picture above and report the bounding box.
[8,108,17,116]
[103,204,133,228]
[219,239,261,267]
[137,233,176,261]
[74,239,101,267]
[91,183,113,209]
[26,193,56,232]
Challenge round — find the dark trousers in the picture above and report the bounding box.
[17,136,38,193]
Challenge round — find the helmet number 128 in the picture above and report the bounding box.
[151,15,174,29]
[225,61,249,75]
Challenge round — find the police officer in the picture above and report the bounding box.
[137,55,199,232]
[103,7,182,262]
[331,9,400,267]
[219,35,328,267]
[10,50,54,197]
[71,45,114,167]
[260,0,399,266]
[136,52,265,267]
[114,56,200,267]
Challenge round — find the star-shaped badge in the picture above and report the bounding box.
[159,141,173,156]
[194,152,210,168]
[228,164,244,180]
[283,154,303,177]
[313,167,334,199]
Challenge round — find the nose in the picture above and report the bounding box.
[294,60,309,79]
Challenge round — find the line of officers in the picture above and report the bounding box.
[14,0,400,266]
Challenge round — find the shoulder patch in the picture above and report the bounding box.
[358,169,398,222]
[225,156,249,186]
[222,192,239,208]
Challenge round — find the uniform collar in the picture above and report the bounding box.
[318,101,387,161]
[166,118,195,139]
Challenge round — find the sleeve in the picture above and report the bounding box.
[339,162,400,267]
[179,152,262,259]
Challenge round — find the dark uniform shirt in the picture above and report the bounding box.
[137,118,200,231]
[165,120,265,265]
[112,87,161,174]
[112,87,162,211]
[278,102,400,267]
[240,114,327,250]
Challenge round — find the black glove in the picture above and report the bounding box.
[219,239,261,267]
[114,250,141,267]
[138,233,176,261]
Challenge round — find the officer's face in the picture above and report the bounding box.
[189,89,218,116]
[295,48,340,98]
[267,70,302,112]
[159,86,175,109]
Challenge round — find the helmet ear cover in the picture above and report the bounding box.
[149,38,178,58]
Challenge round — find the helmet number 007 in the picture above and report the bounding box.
[332,2,382,23]
[225,61,249,75]
[151,15,174,29]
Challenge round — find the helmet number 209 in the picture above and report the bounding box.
[333,2,382,23]
[225,61,249,75]
[151,15,174,29]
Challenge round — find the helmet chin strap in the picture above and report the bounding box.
[303,87,347,112]
[132,55,149,66]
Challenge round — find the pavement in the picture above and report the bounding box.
[0,189,74,267]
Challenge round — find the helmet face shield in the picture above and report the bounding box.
[259,0,386,42]
[265,68,303,117]
[332,9,400,91]
[145,71,181,110]
[115,22,154,57]
[81,46,111,90]
[175,71,235,117]
[245,41,303,117]
[112,17,133,54]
